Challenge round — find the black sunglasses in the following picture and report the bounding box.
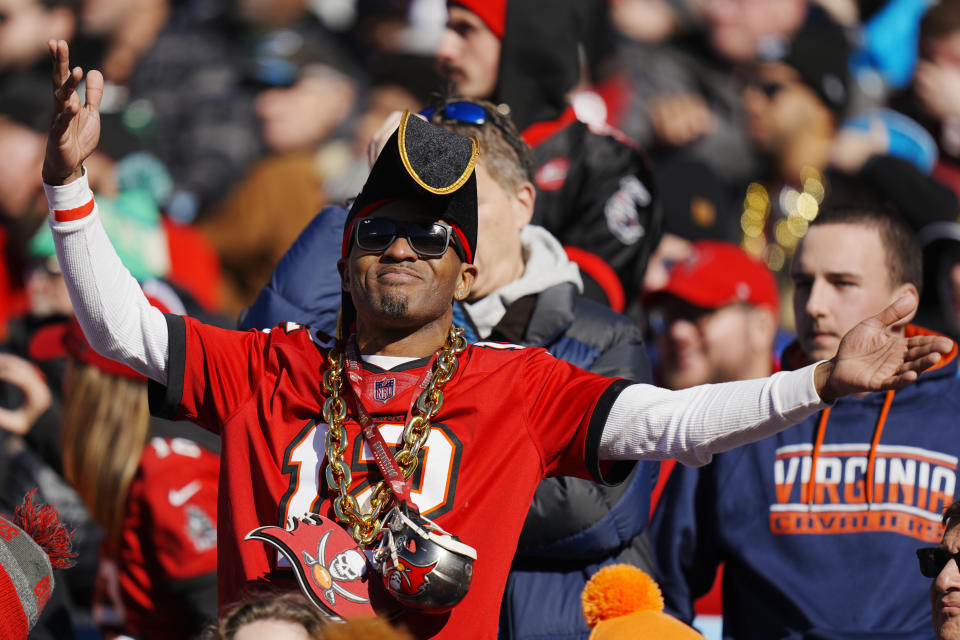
[917,547,960,578]
[354,217,458,258]
[757,81,785,99]
[647,299,719,335]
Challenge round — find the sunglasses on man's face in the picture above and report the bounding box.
[353,217,457,258]
[916,547,960,578]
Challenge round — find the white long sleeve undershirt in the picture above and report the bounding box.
[46,173,170,385]
[599,369,825,466]
[47,173,828,466]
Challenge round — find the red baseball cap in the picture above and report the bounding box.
[650,241,779,313]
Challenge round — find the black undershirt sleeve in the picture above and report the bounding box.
[148,313,187,420]
[584,378,634,485]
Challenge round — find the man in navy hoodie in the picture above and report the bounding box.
[653,195,960,639]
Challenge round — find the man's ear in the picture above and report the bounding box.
[748,306,779,354]
[456,262,479,300]
[512,181,536,230]
[891,282,920,325]
[337,258,349,292]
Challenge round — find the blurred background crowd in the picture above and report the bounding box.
[3,0,960,638]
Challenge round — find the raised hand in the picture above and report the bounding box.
[0,354,52,436]
[648,93,715,147]
[815,292,955,403]
[42,39,103,186]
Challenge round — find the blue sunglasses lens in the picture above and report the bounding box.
[418,102,487,125]
[440,102,487,124]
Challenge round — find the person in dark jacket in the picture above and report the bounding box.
[436,0,661,307]
[241,100,656,640]
[652,195,960,639]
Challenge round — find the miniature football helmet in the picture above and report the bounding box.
[375,506,477,613]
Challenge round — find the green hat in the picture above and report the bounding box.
[32,189,169,281]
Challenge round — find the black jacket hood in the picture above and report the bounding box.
[494,0,580,131]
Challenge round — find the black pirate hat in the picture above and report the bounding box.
[338,112,479,339]
[341,111,479,263]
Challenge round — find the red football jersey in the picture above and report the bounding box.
[151,316,631,639]
[94,427,219,639]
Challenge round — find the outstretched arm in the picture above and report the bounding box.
[44,40,170,384]
[601,292,953,465]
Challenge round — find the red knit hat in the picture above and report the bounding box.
[0,491,76,640]
[449,0,507,38]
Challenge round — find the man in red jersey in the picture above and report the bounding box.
[42,40,951,639]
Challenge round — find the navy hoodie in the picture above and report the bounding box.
[652,327,960,639]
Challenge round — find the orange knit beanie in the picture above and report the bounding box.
[582,564,705,640]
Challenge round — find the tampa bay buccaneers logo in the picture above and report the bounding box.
[245,515,397,619]
[303,530,368,606]
[383,558,439,596]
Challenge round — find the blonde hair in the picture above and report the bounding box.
[62,358,151,544]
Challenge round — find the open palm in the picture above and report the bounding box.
[42,40,103,186]
[819,293,955,402]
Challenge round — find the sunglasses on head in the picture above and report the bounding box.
[354,217,459,259]
[420,101,530,171]
[916,547,960,578]
[420,101,494,126]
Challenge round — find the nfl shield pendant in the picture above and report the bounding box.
[245,515,399,619]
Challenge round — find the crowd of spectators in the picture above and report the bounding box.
[3,0,960,638]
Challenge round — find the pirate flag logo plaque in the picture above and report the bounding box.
[245,515,398,619]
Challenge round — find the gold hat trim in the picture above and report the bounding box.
[397,111,480,195]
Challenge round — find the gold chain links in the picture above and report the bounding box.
[321,326,467,546]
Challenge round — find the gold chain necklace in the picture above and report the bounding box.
[321,326,467,546]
